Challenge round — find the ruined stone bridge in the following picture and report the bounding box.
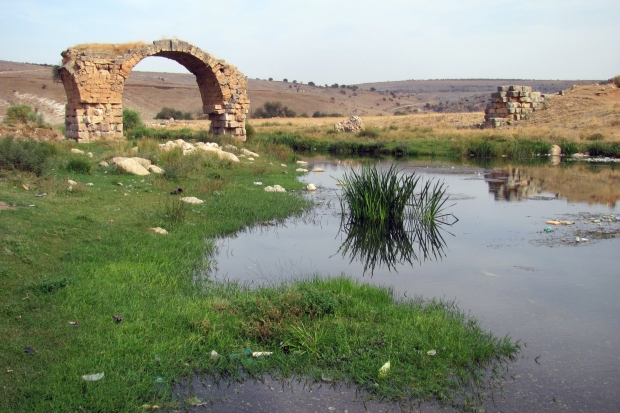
[59,39,249,142]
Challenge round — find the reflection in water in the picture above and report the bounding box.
[336,216,456,275]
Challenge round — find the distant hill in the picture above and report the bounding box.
[0,60,603,124]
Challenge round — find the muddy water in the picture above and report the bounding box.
[193,158,620,412]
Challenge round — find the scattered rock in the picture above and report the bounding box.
[180,197,204,204]
[117,182,123,186]
[296,168,308,173]
[70,148,84,154]
[150,227,168,235]
[296,160,308,165]
[217,151,240,162]
[67,180,77,185]
[307,184,316,191]
[264,185,286,193]
[281,164,287,167]
[334,116,365,133]
[111,158,150,176]
[312,167,325,173]
[84,183,93,187]
[241,148,259,157]
[99,161,109,167]
[148,165,164,174]
[21,184,29,191]
[86,152,93,158]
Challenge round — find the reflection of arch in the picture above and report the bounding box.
[59,39,249,142]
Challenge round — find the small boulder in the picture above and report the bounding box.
[312,167,325,173]
[99,161,109,167]
[218,151,240,162]
[150,227,168,235]
[180,196,204,204]
[67,180,77,185]
[307,184,316,191]
[264,185,286,193]
[148,165,164,174]
[550,145,562,156]
[114,159,150,176]
[71,148,84,154]
[241,148,260,157]
[86,152,93,158]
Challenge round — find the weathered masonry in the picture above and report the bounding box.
[59,39,249,142]
[484,85,545,128]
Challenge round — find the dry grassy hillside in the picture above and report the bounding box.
[0,61,620,140]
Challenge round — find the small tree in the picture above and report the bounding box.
[268,77,273,81]
[283,78,288,82]
[370,87,376,92]
[308,81,315,87]
[123,109,143,134]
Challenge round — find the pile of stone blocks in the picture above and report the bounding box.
[484,86,545,128]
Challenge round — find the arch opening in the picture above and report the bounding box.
[59,39,249,142]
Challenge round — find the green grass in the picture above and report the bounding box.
[0,137,519,412]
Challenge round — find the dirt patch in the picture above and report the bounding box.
[532,212,620,247]
[0,126,63,141]
[0,201,16,210]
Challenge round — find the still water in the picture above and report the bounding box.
[190,157,620,412]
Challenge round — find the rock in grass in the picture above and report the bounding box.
[148,165,164,174]
[71,148,84,154]
[217,151,240,162]
[99,161,109,167]
[264,185,286,193]
[150,227,168,235]
[111,158,150,176]
[307,184,316,191]
[241,148,260,157]
[180,196,204,204]
[296,168,308,173]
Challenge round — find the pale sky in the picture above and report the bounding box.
[0,0,618,84]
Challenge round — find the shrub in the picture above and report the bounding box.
[66,156,91,174]
[245,121,256,139]
[4,105,35,126]
[357,128,380,138]
[154,107,193,120]
[122,109,143,133]
[51,65,62,82]
[253,101,296,118]
[0,137,53,176]
[613,76,620,88]
[312,111,344,118]
[586,133,605,141]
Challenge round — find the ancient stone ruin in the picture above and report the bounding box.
[335,116,365,133]
[59,39,250,142]
[484,86,545,128]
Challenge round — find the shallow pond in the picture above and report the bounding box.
[190,157,620,412]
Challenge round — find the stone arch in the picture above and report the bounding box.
[59,39,249,142]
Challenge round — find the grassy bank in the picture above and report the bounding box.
[1,136,519,411]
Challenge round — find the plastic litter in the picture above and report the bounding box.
[113,315,123,323]
[427,349,437,356]
[188,397,206,407]
[252,351,273,358]
[34,193,47,197]
[24,347,35,355]
[210,350,220,360]
[575,237,589,242]
[82,372,104,381]
[378,361,390,379]
[253,182,262,185]
[544,227,554,233]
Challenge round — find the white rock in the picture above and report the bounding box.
[218,151,240,162]
[114,159,150,176]
[296,168,308,173]
[307,184,316,191]
[248,157,255,161]
[111,157,152,168]
[195,145,220,154]
[281,164,287,167]
[182,148,196,155]
[312,167,325,172]
[86,152,93,158]
[223,144,237,151]
[148,165,164,174]
[241,148,260,157]
[71,148,84,154]
[99,161,109,167]
[296,160,308,165]
[252,352,273,357]
[150,227,168,235]
[180,196,204,204]
[550,145,562,156]
[67,180,77,185]
[85,183,93,186]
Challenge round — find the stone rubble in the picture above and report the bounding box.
[484,86,547,128]
[334,116,365,133]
